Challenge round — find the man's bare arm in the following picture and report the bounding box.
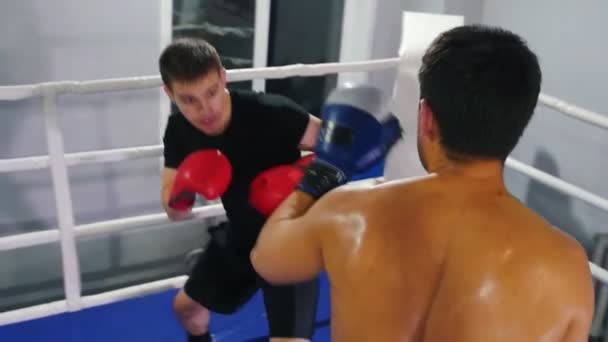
[562,246,595,341]
[298,114,321,151]
[250,188,341,284]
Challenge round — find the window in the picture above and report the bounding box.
[266,0,344,115]
[172,0,256,90]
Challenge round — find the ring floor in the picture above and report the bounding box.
[0,272,332,342]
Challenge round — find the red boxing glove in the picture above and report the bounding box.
[169,149,232,211]
[249,154,315,216]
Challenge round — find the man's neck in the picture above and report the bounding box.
[224,88,232,119]
[218,88,232,134]
[430,156,506,186]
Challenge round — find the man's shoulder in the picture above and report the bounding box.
[229,88,265,116]
[311,178,395,214]
[166,110,186,126]
[520,210,586,257]
[523,226,592,302]
[229,88,260,101]
[231,88,297,109]
[544,224,590,269]
[319,175,432,202]
[164,111,205,142]
[504,212,590,283]
[165,111,191,134]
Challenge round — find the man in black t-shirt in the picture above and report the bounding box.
[159,38,321,342]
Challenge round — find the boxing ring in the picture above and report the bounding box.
[2,15,608,342]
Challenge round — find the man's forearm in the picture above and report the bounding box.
[161,185,173,211]
[252,189,325,284]
[162,184,192,220]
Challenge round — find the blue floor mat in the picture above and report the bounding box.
[0,273,332,341]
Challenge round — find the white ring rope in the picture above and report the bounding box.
[0,60,605,175]
[2,157,605,253]
[505,158,608,213]
[0,58,401,101]
[0,145,164,173]
[0,203,225,252]
[538,93,608,130]
[0,58,607,326]
[591,262,608,286]
[1,58,605,131]
[0,275,187,326]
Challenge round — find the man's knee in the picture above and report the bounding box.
[174,289,210,333]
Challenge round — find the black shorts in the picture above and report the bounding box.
[184,222,319,339]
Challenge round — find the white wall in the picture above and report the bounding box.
[363,0,482,97]
[0,0,209,310]
[479,0,608,252]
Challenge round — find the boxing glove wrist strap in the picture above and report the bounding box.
[297,159,349,199]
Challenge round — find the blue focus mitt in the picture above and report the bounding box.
[298,85,403,198]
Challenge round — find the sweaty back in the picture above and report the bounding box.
[322,175,591,342]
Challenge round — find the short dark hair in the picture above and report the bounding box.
[419,25,542,161]
[159,38,223,88]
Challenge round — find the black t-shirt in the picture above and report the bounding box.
[163,88,310,249]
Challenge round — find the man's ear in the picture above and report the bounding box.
[163,85,174,102]
[419,98,438,139]
[220,67,227,85]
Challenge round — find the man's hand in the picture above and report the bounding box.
[162,168,193,221]
[249,154,314,216]
[298,85,403,199]
[166,206,194,221]
[162,149,232,221]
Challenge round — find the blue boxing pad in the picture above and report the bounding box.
[298,85,403,198]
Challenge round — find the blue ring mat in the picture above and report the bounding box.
[0,273,332,341]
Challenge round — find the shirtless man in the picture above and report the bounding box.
[249,25,595,341]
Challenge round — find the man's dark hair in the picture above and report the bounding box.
[419,25,542,161]
[159,38,223,88]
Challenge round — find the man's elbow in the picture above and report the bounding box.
[250,248,275,283]
[250,247,290,285]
